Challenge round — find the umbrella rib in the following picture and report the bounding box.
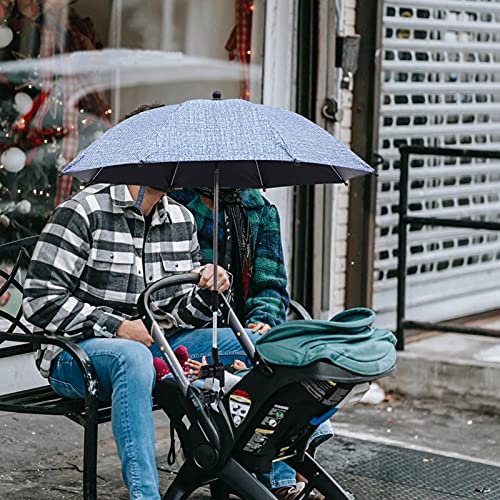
[330,165,347,186]
[169,161,180,188]
[254,160,265,190]
[87,166,104,185]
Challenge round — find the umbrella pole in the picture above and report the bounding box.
[212,164,220,364]
[198,162,225,403]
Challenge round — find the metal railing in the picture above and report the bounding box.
[396,145,500,350]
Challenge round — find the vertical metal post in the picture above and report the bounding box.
[346,0,383,310]
[292,0,319,312]
[83,394,99,500]
[396,147,409,350]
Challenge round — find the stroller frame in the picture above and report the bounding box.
[139,274,393,499]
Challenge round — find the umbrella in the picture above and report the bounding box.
[62,92,375,395]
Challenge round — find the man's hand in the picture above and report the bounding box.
[116,319,153,347]
[248,322,272,335]
[194,264,230,292]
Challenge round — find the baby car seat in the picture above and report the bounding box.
[140,275,396,499]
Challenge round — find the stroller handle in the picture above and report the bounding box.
[137,272,256,395]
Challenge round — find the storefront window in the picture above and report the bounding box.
[0,0,264,244]
[0,0,264,316]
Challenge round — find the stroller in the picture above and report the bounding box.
[139,274,396,500]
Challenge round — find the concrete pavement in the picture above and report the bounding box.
[1,392,499,499]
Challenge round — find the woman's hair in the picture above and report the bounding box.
[119,103,165,122]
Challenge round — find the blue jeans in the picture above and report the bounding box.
[50,337,159,499]
[48,328,297,497]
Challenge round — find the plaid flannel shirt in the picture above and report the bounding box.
[23,184,212,378]
[169,189,289,327]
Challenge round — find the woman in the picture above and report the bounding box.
[169,187,289,335]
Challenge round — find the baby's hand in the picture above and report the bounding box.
[231,359,247,371]
[186,356,207,381]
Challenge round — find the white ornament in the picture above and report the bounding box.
[14,92,33,115]
[1,147,26,173]
[16,200,31,215]
[0,25,13,49]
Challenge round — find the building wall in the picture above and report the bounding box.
[330,0,358,314]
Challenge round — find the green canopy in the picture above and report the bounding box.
[255,308,396,376]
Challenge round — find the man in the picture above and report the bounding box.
[23,181,258,499]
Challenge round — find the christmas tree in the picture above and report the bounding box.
[0,0,111,244]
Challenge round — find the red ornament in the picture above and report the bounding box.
[12,118,26,132]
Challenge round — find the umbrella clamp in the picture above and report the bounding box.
[200,361,226,397]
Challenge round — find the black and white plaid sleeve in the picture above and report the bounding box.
[23,199,127,338]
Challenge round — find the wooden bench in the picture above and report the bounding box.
[0,236,310,500]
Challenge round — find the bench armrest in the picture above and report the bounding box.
[0,331,99,403]
[288,299,312,321]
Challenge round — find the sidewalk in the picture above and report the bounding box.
[382,311,500,410]
[0,411,211,500]
[2,394,499,499]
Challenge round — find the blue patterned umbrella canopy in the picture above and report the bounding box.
[62,96,376,389]
[63,98,374,188]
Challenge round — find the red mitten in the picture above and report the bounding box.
[153,346,191,381]
[173,345,190,373]
[153,357,170,382]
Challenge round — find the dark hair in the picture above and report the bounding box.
[119,103,165,122]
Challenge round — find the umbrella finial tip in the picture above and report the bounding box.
[212,90,222,100]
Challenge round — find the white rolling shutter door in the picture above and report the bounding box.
[374,0,500,327]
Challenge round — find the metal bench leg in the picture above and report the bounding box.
[83,400,99,500]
